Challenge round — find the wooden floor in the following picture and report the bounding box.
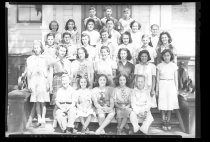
[5,119,194,138]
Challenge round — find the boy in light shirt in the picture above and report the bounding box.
[55,73,77,133]
[130,75,154,135]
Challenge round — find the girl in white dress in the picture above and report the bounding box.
[156,49,179,131]
[75,77,96,133]
[26,40,51,128]
[135,50,157,108]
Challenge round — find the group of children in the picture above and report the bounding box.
[24,6,179,135]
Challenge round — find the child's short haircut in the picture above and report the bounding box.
[150,24,159,30]
[130,20,141,30]
[135,74,146,83]
[100,46,110,54]
[123,8,130,13]
[105,6,112,11]
[46,33,55,39]
[141,34,151,40]
[62,32,71,38]
[89,7,96,11]
[81,33,91,45]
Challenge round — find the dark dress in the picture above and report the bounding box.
[116,61,135,88]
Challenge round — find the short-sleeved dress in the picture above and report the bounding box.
[76,89,96,118]
[113,87,132,118]
[157,62,179,110]
[134,63,157,108]
[92,87,115,114]
[26,55,50,102]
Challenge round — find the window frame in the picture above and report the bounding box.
[17,5,42,23]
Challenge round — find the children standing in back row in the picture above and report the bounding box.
[84,7,102,32]
[118,8,134,34]
[101,6,119,31]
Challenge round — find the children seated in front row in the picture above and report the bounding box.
[75,77,96,133]
[92,74,115,134]
[55,73,77,133]
[130,74,154,134]
[113,74,132,135]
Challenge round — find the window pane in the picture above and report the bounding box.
[30,7,42,21]
[18,8,30,21]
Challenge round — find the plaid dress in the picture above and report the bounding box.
[51,58,71,105]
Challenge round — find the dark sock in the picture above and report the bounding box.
[67,127,73,133]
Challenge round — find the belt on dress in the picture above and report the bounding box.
[60,102,72,104]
